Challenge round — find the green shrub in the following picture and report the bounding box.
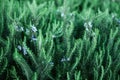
[0,0,120,80]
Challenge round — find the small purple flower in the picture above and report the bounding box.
[88,21,92,28]
[15,25,24,31]
[31,25,37,32]
[31,38,37,41]
[84,21,92,31]
[23,47,27,55]
[17,45,22,51]
[17,45,27,55]
[61,57,70,62]
[31,34,37,42]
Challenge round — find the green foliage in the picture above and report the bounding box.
[0,0,120,80]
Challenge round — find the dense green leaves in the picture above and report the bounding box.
[0,0,120,80]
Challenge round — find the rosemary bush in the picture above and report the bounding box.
[0,0,120,80]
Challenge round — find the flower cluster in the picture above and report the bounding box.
[31,34,37,42]
[61,57,70,62]
[15,26,24,32]
[31,25,37,32]
[17,45,27,55]
[84,21,92,31]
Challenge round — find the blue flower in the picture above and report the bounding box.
[31,34,37,42]
[31,25,37,32]
[22,47,27,55]
[84,21,92,31]
[15,26,24,32]
[17,45,27,55]
[61,57,70,62]
[17,45,22,51]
